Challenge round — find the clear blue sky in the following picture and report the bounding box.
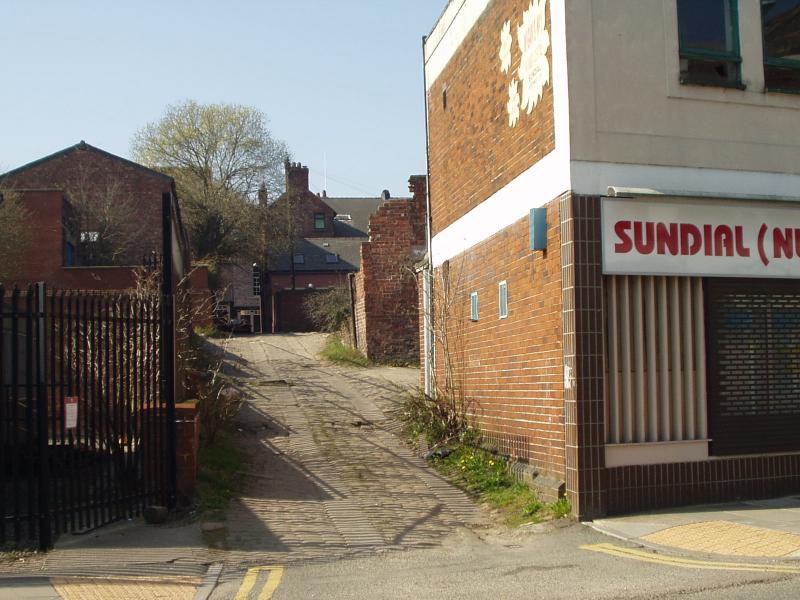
[0,1,447,198]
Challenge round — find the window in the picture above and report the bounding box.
[762,0,800,92]
[498,281,508,319]
[64,242,76,267]
[325,253,339,264]
[293,253,305,264]
[470,292,478,321]
[252,264,261,296]
[677,0,742,87]
[314,213,326,230]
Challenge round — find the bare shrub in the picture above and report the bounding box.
[303,287,351,333]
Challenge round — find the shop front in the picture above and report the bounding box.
[599,194,800,514]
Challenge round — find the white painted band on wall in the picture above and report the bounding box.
[425,0,491,89]
[430,159,800,267]
[430,148,570,267]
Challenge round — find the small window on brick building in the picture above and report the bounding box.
[293,253,305,264]
[442,85,448,110]
[499,281,508,319]
[470,292,479,322]
[677,0,743,88]
[762,0,800,93]
[64,242,76,267]
[325,253,339,264]
[314,213,326,230]
[252,263,261,296]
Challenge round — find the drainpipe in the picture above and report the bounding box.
[422,35,435,397]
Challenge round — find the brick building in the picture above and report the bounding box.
[1,141,185,291]
[260,161,394,332]
[422,0,800,518]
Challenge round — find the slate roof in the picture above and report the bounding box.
[270,237,366,272]
[322,197,387,237]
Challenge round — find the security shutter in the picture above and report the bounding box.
[706,278,800,455]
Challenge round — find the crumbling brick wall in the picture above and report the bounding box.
[352,176,427,363]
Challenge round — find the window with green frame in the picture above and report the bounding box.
[314,212,326,230]
[677,0,743,88]
[762,0,800,92]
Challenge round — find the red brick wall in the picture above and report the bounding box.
[7,190,66,286]
[427,0,555,236]
[354,176,427,363]
[431,198,564,479]
[2,144,172,264]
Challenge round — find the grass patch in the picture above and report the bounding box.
[193,324,225,338]
[400,391,571,527]
[321,335,370,367]
[429,446,569,527]
[197,426,244,519]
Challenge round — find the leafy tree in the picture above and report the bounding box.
[131,101,290,261]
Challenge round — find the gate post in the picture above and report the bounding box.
[161,192,177,510]
[35,282,51,550]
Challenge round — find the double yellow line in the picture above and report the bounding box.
[582,543,800,574]
[235,565,284,600]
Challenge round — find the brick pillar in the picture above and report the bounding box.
[175,401,200,500]
[560,193,606,519]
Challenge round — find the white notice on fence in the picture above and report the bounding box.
[64,397,78,430]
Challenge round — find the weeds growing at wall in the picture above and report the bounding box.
[321,334,370,367]
[401,390,571,526]
[196,426,244,519]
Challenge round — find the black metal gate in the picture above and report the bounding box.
[0,284,171,549]
[706,278,800,456]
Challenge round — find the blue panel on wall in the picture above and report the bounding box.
[530,207,547,251]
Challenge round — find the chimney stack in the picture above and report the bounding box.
[285,161,310,195]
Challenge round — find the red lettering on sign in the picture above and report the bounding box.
[774,228,794,259]
[734,226,750,257]
[680,224,702,256]
[614,221,632,253]
[634,221,655,254]
[656,223,678,255]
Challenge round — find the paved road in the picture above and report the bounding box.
[2,333,800,599]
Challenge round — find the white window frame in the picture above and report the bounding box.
[498,280,508,319]
[470,291,479,321]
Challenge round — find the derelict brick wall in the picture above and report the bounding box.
[427,0,555,236]
[3,146,171,265]
[357,186,427,363]
[432,198,564,478]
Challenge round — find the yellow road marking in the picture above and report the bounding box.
[260,566,284,599]
[235,565,285,600]
[581,543,800,574]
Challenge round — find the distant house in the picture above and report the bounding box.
[266,161,393,332]
[0,141,191,291]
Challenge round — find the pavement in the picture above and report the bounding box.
[1,333,800,599]
[591,495,800,560]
